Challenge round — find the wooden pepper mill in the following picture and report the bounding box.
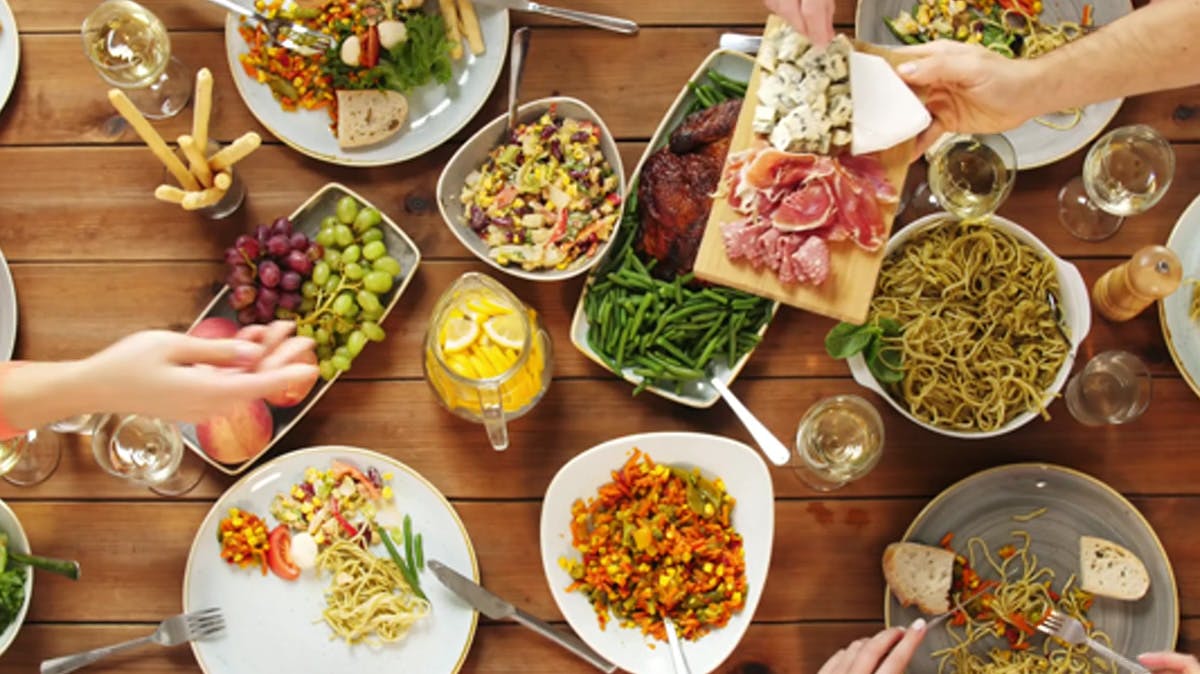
[1092,245,1182,322]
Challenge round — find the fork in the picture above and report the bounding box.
[201,0,337,54]
[1036,609,1150,674]
[40,608,225,674]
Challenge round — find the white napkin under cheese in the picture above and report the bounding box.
[849,51,931,155]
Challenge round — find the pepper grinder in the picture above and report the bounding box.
[1092,245,1182,322]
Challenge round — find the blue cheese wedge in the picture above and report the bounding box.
[755,26,852,153]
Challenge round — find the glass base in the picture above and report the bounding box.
[118,56,192,120]
[901,180,943,224]
[791,464,848,492]
[149,449,207,497]
[48,414,97,435]
[3,430,62,487]
[1058,177,1125,241]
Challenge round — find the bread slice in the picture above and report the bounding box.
[336,90,408,150]
[882,542,955,614]
[1079,535,1150,600]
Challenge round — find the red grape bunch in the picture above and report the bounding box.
[224,217,322,324]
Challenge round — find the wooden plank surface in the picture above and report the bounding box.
[4,0,1200,670]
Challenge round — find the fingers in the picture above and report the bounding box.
[185,362,320,407]
[846,628,905,674]
[877,619,927,674]
[912,119,947,161]
[166,334,265,368]
[800,0,835,46]
[256,336,317,373]
[236,320,296,355]
[1139,652,1200,674]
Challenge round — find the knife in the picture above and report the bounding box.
[428,560,617,673]
[471,0,638,35]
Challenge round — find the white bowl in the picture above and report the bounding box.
[847,213,1091,438]
[436,97,626,282]
[0,497,32,656]
[539,432,774,674]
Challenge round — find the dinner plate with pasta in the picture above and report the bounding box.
[184,446,478,674]
[885,463,1178,674]
[1160,193,1200,401]
[855,0,1131,169]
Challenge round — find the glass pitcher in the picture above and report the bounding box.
[424,272,553,450]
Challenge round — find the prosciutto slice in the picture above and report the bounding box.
[718,145,894,284]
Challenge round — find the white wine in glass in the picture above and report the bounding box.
[1,429,63,487]
[1058,125,1175,241]
[91,414,204,496]
[793,395,884,491]
[81,0,191,119]
[927,134,1017,221]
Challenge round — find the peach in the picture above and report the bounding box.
[196,399,273,464]
[189,317,239,340]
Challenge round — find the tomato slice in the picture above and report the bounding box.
[362,25,380,69]
[267,525,301,581]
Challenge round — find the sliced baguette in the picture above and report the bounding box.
[336,90,409,150]
[1079,535,1150,600]
[882,542,955,614]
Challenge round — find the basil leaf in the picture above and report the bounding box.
[877,317,903,337]
[825,322,876,359]
[866,338,905,384]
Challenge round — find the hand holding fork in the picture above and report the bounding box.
[40,607,224,674]
[1037,609,1150,674]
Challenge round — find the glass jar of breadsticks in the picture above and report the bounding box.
[107,67,261,220]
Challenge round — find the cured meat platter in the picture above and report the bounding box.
[694,15,917,324]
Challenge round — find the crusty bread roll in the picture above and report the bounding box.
[883,542,955,614]
[1079,535,1149,601]
[337,90,408,150]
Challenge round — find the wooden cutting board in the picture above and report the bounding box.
[693,16,915,325]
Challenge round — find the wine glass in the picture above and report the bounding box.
[1064,351,1152,426]
[90,414,205,496]
[1058,124,1175,241]
[926,133,1017,221]
[81,0,191,119]
[792,395,884,491]
[0,428,64,487]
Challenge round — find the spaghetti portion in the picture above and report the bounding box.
[934,531,1113,673]
[559,450,747,642]
[869,219,1071,432]
[315,539,430,646]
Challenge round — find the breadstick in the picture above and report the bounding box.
[153,184,187,204]
[182,187,226,211]
[208,132,262,171]
[178,135,214,188]
[214,171,232,191]
[437,0,464,59]
[108,89,200,191]
[192,68,214,153]
[456,0,484,56]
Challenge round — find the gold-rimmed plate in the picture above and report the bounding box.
[184,446,478,674]
[223,6,508,166]
[1161,193,1200,400]
[884,463,1178,673]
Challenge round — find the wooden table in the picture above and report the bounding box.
[0,1,1198,671]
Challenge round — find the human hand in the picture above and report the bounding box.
[895,40,1041,158]
[764,0,835,47]
[817,619,928,674]
[78,324,317,423]
[1140,652,1200,674]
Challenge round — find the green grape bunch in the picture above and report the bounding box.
[297,196,403,380]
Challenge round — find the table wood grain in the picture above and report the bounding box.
[1,1,1198,672]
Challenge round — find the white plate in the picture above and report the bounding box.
[539,432,774,674]
[0,0,18,116]
[224,5,508,166]
[853,0,1130,169]
[1161,194,1200,399]
[0,497,32,657]
[184,446,478,674]
[0,245,17,361]
[569,49,780,409]
[848,213,1091,439]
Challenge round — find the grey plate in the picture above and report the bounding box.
[0,0,19,117]
[0,244,16,361]
[180,183,422,475]
[854,0,1131,169]
[885,464,1178,673]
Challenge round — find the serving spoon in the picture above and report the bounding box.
[507,27,532,133]
[702,363,791,466]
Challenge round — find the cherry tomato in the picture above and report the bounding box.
[267,525,301,581]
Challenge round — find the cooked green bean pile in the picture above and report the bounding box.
[582,71,774,396]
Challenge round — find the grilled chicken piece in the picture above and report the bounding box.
[636,150,723,280]
[668,99,741,154]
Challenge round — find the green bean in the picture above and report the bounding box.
[700,289,731,305]
[728,314,743,366]
[655,338,693,365]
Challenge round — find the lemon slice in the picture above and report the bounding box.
[483,313,526,350]
[442,317,479,353]
[468,296,515,317]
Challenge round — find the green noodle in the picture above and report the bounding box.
[315,539,429,646]
[869,220,1070,432]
